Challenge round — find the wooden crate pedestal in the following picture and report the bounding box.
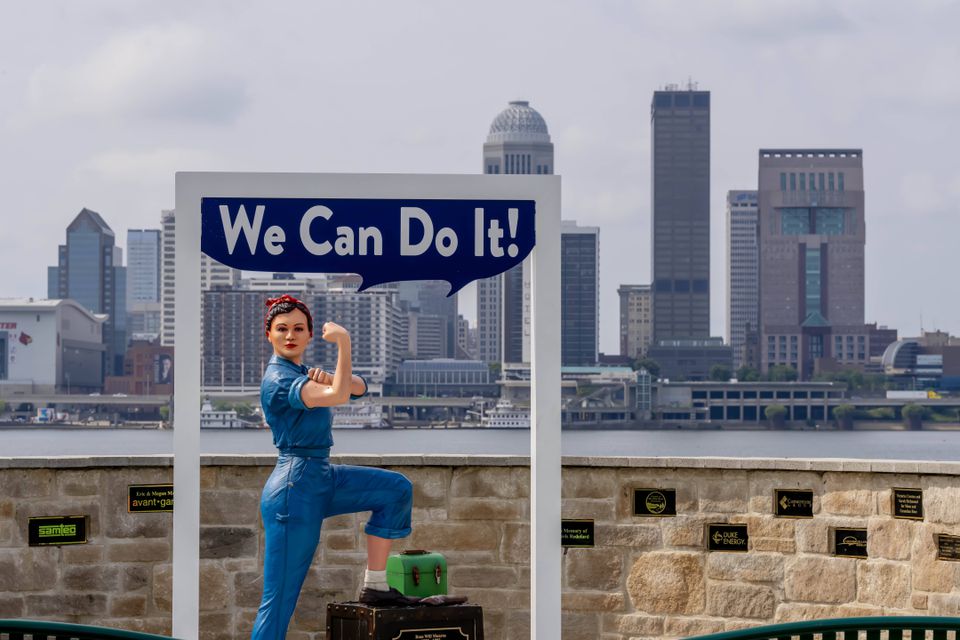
[326,602,484,640]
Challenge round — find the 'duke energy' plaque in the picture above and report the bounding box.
[561,519,595,548]
[28,515,87,547]
[633,488,677,517]
[707,524,749,552]
[892,488,924,520]
[834,528,868,558]
[774,489,814,518]
[128,484,174,513]
[936,534,960,562]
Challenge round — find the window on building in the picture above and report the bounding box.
[838,172,845,191]
[819,172,825,190]
[790,173,797,191]
[829,173,835,191]
[809,172,816,191]
[800,173,806,191]
[780,173,787,191]
[781,208,810,235]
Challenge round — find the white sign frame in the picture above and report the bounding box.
[174,172,561,640]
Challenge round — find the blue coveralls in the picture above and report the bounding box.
[251,355,413,640]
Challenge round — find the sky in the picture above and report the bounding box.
[1,0,958,355]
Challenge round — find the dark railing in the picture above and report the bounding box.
[688,617,960,640]
[0,620,178,640]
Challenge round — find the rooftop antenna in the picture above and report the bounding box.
[686,76,698,90]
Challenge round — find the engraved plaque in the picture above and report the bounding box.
[707,523,749,552]
[128,484,174,513]
[561,519,595,548]
[633,488,677,517]
[774,489,814,518]
[834,528,868,558]
[892,488,924,520]
[28,515,88,547]
[936,534,960,562]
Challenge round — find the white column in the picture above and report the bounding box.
[173,174,202,640]
[530,177,562,639]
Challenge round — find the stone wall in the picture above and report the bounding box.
[1,455,960,639]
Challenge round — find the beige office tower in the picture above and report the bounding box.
[726,191,759,370]
[619,284,653,360]
[159,209,241,347]
[477,100,554,365]
[757,150,868,379]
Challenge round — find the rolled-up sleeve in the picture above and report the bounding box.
[350,374,369,400]
[287,374,310,411]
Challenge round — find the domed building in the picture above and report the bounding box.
[477,101,556,366]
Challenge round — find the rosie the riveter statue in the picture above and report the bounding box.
[252,294,416,640]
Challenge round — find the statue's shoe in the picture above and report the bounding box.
[358,587,421,606]
[419,595,469,606]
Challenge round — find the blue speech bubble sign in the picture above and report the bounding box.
[200,197,535,295]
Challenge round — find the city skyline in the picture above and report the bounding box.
[1,2,958,352]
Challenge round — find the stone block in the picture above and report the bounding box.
[449,565,519,589]
[928,594,960,615]
[662,515,716,548]
[100,467,172,538]
[25,593,108,617]
[562,498,616,521]
[923,477,960,524]
[201,489,261,526]
[820,472,876,516]
[707,552,784,583]
[707,582,776,619]
[200,612,234,640]
[663,617,726,637]
[856,561,911,608]
[305,565,357,592]
[200,563,231,611]
[201,467,219,489]
[218,465,269,490]
[111,595,147,617]
[784,556,856,603]
[500,523,530,564]
[751,538,796,553]
[450,497,526,521]
[565,548,622,590]
[464,587,529,610]
[504,610,530,640]
[153,564,172,612]
[324,513,355,530]
[322,530,358,551]
[0,548,58,592]
[594,524,660,549]
[795,517,855,554]
[0,500,13,518]
[867,518,913,561]
[201,526,258,559]
[698,471,749,513]
[62,544,103,564]
[742,514,796,539]
[108,540,170,563]
[450,467,529,499]
[626,552,704,615]
[561,611,599,640]
[0,595,24,617]
[562,468,618,499]
[57,469,102,496]
[409,521,501,551]
[63,565,120,592]
[0,469,54,498]
[601,613,664,636]
[121,564,151,591]
[913,594,929,610]
[775,602,845,622]
[234,571,264,608]
[561,590,626,612]
[408,467,452,508]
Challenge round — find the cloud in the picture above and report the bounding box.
[25,24,248,124]
[77,147,224,185]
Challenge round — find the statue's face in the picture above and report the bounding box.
[267,309,312,363]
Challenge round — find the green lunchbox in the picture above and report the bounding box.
[386,550,448,597]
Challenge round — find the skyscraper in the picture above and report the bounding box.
[160,209,241,347]
[127,229,161,337]
[757,149,867,379]
[48,208,127,376]
[398,281,457,359]
[561,220,599,366]
[618,284,652,360]
[726,191,759,370]
[478,100,554,364]
[651,85,711,343]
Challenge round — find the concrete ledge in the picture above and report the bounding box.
[1,454,958,475]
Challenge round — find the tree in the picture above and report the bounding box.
[766,365,798,382]
[159,406,170,421]
[710,364,732,382]
[901,403,926,430]
[736,366,761,382]
[764,404,788,427]
[632,357,661,378]
[833,404,856,430]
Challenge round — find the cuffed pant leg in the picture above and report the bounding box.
[325,465,413,539]
[252,458,329,640]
